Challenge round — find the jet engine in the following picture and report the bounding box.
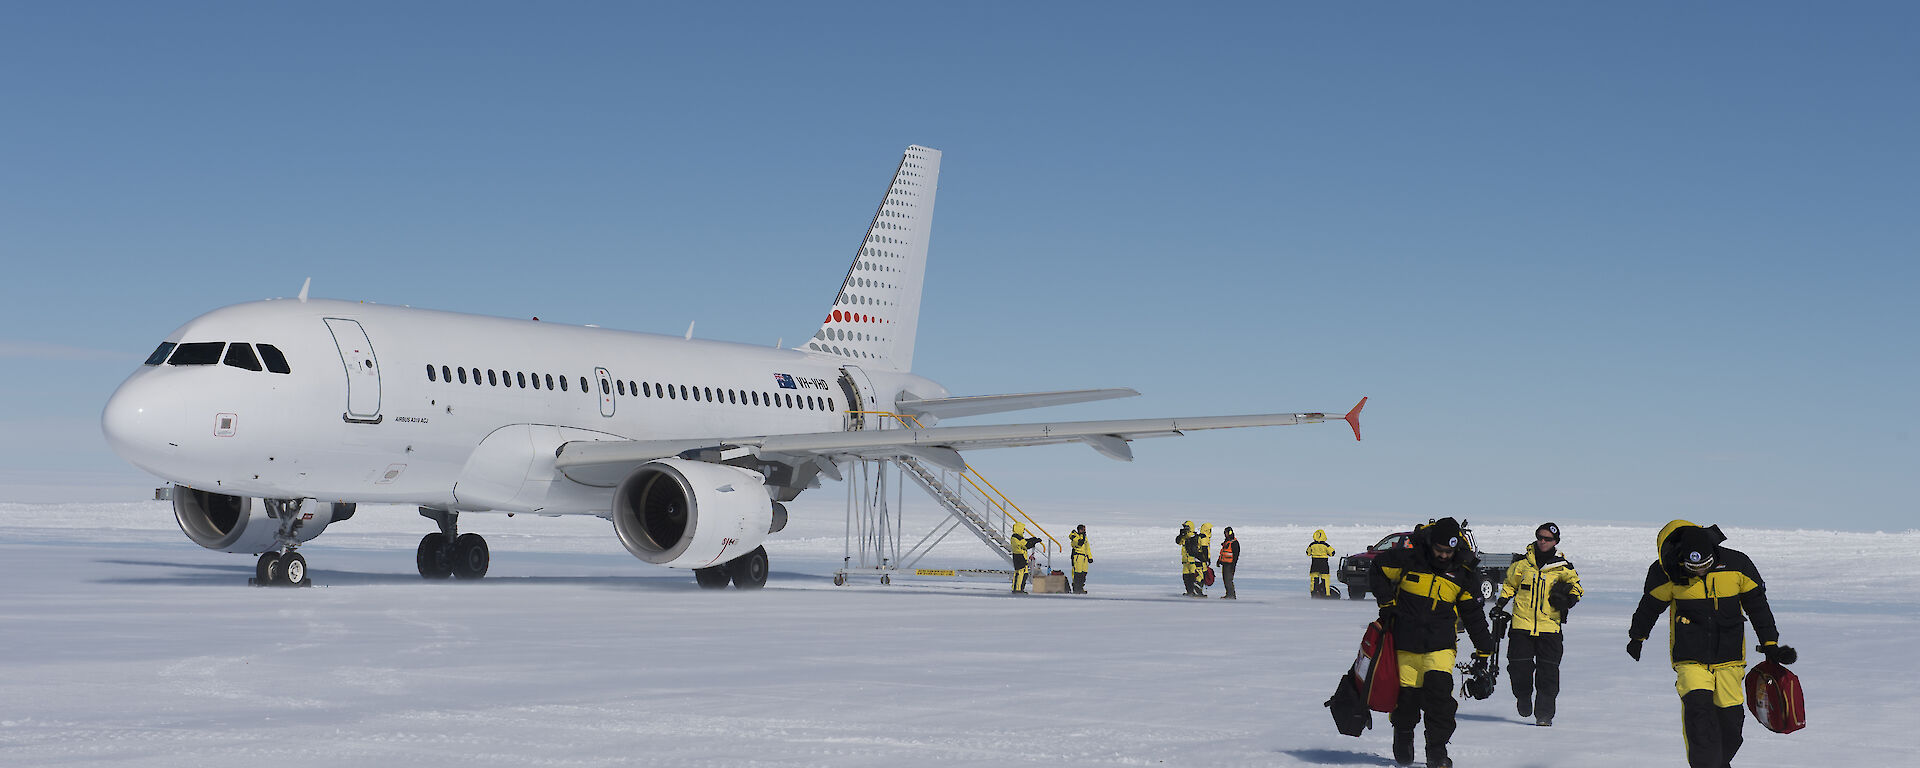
[611,458,784,569]
[171,486,353,554]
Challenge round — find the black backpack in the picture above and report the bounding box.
[1324,671,1373,737]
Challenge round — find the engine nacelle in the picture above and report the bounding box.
[611,459,778,569]
[171,486,351,554]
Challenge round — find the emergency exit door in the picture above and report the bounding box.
[324,318,383,423]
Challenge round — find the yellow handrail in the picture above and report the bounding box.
[848,410,1061,553]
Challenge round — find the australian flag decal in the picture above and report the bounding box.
[773,373,798,389]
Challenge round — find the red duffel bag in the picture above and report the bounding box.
[1352,619,1400,713]
[1745,660,1806,734]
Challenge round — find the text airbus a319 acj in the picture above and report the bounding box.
[102,145,1366,588]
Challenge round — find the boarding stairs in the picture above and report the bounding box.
[834,413,1059,586]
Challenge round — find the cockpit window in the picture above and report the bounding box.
[144,342,176,366]
[223,342,263,371]
[167,342,225,366]
[257,344,291,374]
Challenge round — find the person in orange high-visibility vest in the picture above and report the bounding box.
[1215,527,1240,599]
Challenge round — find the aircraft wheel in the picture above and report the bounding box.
[417,532,453,579]
[727,546,769,590]
[880,575,891,585]
[281,552,308,586]
[452,533,490,580]
[832,574,846,586]
[694,567,730,589]
[256,552,281,584]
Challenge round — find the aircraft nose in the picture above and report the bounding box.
[102,373,173,467]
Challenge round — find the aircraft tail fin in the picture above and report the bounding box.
[801,145,940,372]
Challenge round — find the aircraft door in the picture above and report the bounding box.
[838,365,879,431]
[324,318,382,423]
[594,367,616,417]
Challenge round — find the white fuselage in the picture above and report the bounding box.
[102,298,945,515]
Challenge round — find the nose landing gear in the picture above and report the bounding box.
[417,508,490,580]
[250,499,314,587]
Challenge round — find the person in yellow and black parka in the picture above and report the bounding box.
[1009,521,1043,594]
[1176,521,1203,597]
[1306,529,1337,597]
[1489,521,1583,726]
[1069,524,1092,594]
[1371,517,1494,768]
[1628,520,1796,768]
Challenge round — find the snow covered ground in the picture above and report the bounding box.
[2,500,1913,767]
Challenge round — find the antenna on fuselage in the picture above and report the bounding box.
[775,337,782,348]
[685,321,695,340]
[298,278,311,303]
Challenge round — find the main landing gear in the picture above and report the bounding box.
[692,546,769,590]
[416,507,490,580]
[252,498,314,587]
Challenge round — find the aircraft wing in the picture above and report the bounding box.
[553,398,1366,487]
[894,388,1140,420]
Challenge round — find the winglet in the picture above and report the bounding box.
[1343,397,1367,441]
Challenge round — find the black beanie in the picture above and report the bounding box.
[1674,527,1717,568]
[1425,517,1462,548]
[1537,522,1560,541]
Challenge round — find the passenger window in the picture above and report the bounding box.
[560,376,568,392]
[258,344,292,374]
[601,378,611,395]
[629,381,637,396]
[580,376,589,393]
[144,342,176,366]
[488,370,498,387]
[167,342,224,366]
[751,391,759,405]
[728,390,737,404]
[642,382,652,397]
[457,368,468,384]
[223,343,262,371]
[545,374,555,390]
[704,387,713,402]
[517,371,527,388]
[667,384,677,399]
[427,364,438,382]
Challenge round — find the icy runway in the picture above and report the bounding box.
[2,502,1913,767]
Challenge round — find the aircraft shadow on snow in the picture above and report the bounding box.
[90,558,818,590]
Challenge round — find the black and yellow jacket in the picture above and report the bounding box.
[1372,530,1495,655]
[1499,543,1584,635]
[1069,530,1091,571]
[1628,520,1779,666]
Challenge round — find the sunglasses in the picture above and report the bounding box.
[1537,535,1559,542]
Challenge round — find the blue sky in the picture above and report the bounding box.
[3,2,1914,531]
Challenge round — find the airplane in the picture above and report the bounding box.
[101,144,1366,589]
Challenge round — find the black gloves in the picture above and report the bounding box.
[1548,582,1580,613]
[1491,613,1510,637]
[1759,643,1798,665]
[1377,604,1394,626]
[1627,638,1644,661]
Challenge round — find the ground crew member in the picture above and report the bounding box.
[1371,517,1494,768]
[1009,521,1043,594]
[1176,521,1202,596]
[1306,529,1337,597]
[1069,524,1092,594]
[1489,522,1583,726]
[1196,523,1214,596]
[1628,520,1796,768]
[1215,527,1240,599]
